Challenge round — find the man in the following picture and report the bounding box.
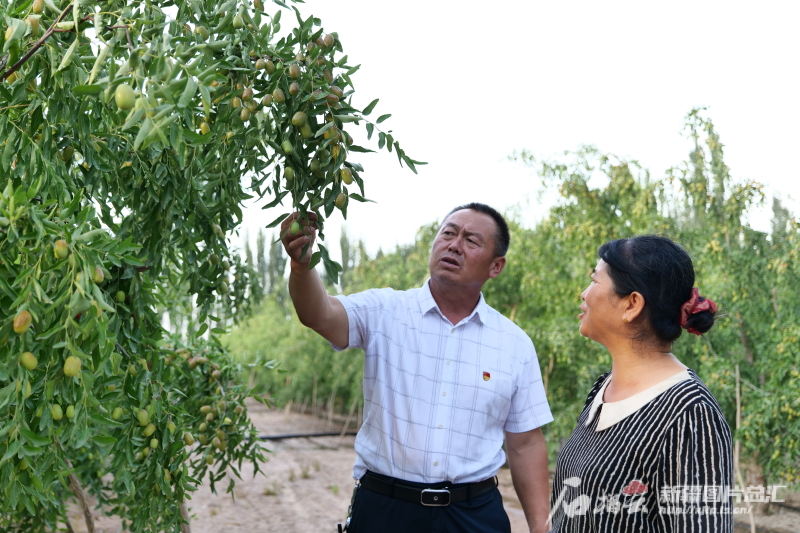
[281,203,553,533]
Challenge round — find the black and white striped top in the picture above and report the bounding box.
[550,369,734,532]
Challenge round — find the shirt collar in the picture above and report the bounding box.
[585,369,692,431]
[418,278,487,326]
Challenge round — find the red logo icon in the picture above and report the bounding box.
[483,371,490,381]
[622,480,648,495]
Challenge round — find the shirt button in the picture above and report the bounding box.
[438,424,443,429]
[434,461,439,466]
[446,360,451,365]
[442,392,447,396]
[451,329,455,334]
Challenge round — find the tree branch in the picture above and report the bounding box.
[0,4,75,82]
[65,458,95,533]
[115,342,134,361]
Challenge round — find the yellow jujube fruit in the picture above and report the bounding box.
[13,311,32,335]
[54,239,69,259]
[115,84,135,111]
[92,266,104,284]
[63,356,81,377]
[19,352,37,370]
[291,111,307,127]
[341,168,353,185]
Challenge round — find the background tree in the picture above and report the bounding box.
[226,109,800,491]
[0,0,420,530]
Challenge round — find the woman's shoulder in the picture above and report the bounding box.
[660,369,730,428]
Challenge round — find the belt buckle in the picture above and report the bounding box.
[421,488,450,506]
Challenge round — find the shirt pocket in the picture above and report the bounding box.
[454,374,514,427]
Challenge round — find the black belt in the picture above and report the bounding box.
[359,470,498,507]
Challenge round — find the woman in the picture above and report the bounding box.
[549,236,733,532]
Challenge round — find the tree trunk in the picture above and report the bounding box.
[734,365,757,533]
[65,459,94,533]
[326,391,336,431]
[335,396,360,450]
[180,502,192,533]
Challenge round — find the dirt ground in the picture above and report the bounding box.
[68,399,799,533]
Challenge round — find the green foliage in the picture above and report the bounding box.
[225,297,362,415]
[228,109,800,488]
[0,0,419,530]
[0,187,262,530]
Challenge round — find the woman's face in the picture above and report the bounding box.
[579,259,625,343]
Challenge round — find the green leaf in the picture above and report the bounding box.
[266,212,289,228]
[57,37,80,73]
[93,436,117,446]
[1,127,17,170]
[362,99,379,116]
[348,194,375,203]
[134,118,153,150]
[72,85,104,96]
[178,77,198,108]
[348,145,375,154]
[376,114,391,124]
[19,429,50,447]
[315,121,335,138]
[121,108,145,131]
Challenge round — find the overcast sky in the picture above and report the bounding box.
[231,0,800,261]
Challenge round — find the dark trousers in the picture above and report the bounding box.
[348,484,512,533]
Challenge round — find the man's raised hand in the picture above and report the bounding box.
[281,212,318,264]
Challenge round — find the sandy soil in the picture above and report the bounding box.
[66,399,799,533]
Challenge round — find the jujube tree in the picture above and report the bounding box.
[0,0,420,530]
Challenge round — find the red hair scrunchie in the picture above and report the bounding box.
[680,287,718,335]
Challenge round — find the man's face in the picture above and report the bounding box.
[428,209,506,289]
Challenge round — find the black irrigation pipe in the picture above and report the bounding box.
[257,432,358,441]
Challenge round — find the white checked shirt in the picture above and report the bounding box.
[332,279,553,484]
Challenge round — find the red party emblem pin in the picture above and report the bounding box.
[483,371,491,381]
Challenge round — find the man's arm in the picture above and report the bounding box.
[505,428,550,533]
[281,212,349,348]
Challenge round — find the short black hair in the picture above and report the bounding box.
[445,203,510,257]
[598,235,716,343]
